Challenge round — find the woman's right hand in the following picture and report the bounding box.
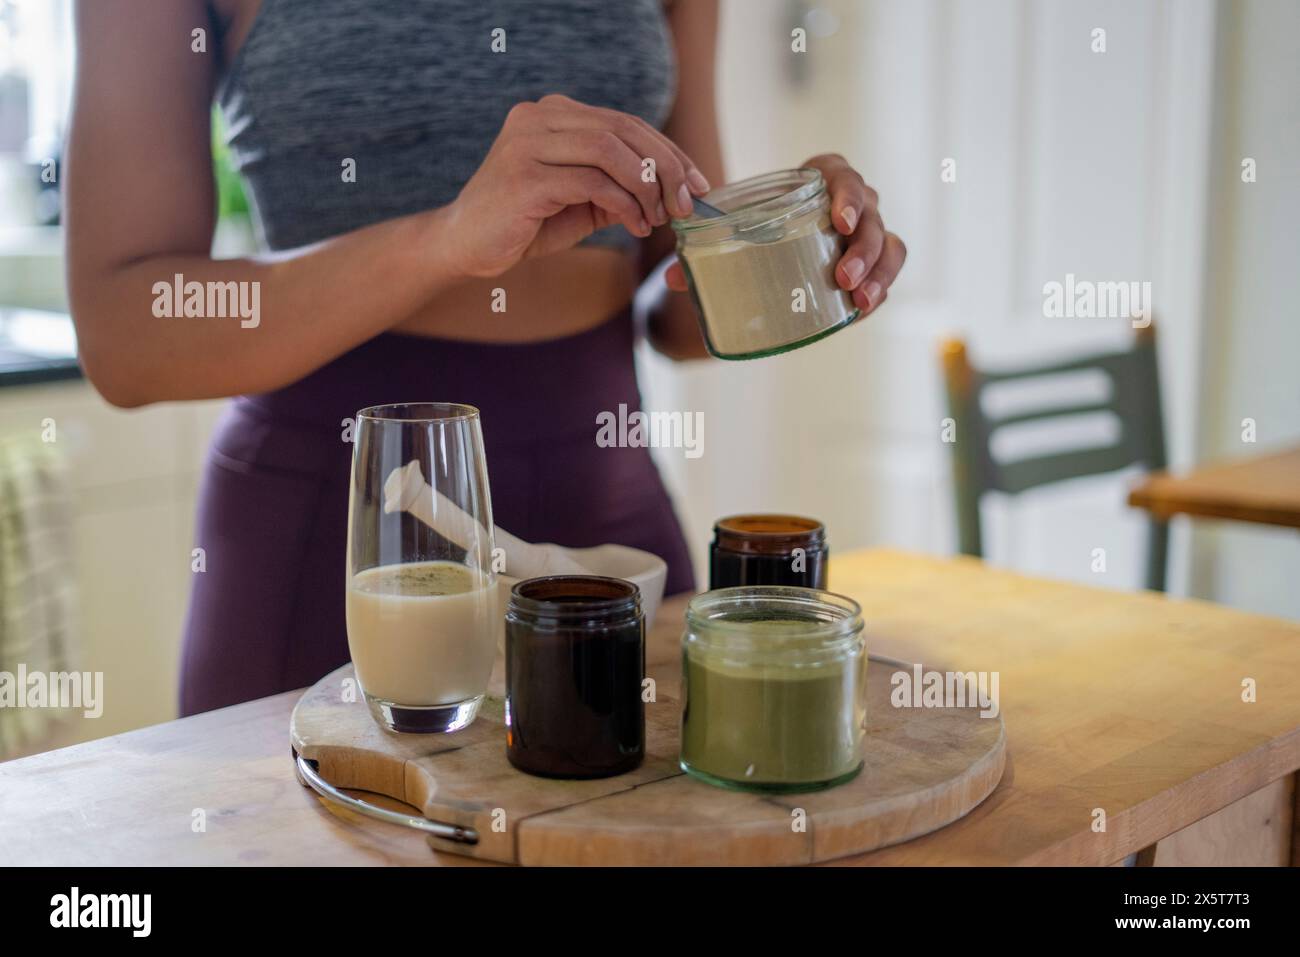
[444,94,711,279]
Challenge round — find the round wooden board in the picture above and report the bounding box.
[291,653,1006,866]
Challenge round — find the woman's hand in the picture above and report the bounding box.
[665,154,905,317]
[446,94,711,279]
[805,153,906,315]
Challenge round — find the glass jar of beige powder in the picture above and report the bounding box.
[672,168,859,360]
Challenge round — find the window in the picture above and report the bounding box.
[0,0,72,226]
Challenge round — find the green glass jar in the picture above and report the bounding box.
[680,586,867,793]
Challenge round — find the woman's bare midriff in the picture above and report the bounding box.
[390,246,640,343]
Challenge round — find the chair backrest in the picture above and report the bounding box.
[940,325,1168,589]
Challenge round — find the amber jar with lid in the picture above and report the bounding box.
[505,576,645,779]
[709,514,828,591]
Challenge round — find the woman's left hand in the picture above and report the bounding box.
[664,154,905,317]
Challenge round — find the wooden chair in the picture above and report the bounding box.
[940,325,1169,592]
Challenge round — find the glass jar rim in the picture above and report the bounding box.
[508,575,642,623]
[356,402,480,423]
[713,514,826,555]
[685,585,863,661]
[671,168,825,240]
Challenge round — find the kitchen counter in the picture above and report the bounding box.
[0,308,81,388]
[0,354,80,388]
[3,549,1299,866]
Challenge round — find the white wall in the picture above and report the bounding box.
[1191,0,1300,618]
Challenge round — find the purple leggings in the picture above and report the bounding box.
[178,314,694,716]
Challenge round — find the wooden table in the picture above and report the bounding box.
[3,549,1299,866]
[1129,445,1300,529]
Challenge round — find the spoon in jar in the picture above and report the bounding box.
[693,194,785,243]
[692,196,727,219]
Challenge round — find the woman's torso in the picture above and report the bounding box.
[210,0,677,344]
[180,2,695,716]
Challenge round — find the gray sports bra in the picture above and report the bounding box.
[215,0,678,252]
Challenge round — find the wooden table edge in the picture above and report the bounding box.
[1128,486,1300,529]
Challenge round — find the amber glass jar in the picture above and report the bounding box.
[505,576,644,779]
[709,514,828,591]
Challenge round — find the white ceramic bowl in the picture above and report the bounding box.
[496,543,668,648]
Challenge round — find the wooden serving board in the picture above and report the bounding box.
[291,648,1006,865]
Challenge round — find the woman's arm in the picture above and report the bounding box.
[66,0,469,407]
[67,1,711,408]
[641,0,727,360]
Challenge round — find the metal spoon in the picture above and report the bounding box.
[692,196,727,219]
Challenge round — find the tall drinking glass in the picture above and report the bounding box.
[346,403,498,733]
